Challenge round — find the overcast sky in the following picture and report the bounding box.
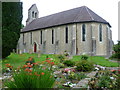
[20,0,119,44]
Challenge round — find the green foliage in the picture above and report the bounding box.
[76,60,94,72]
[5,67,55,88]
[57,55,65,62]
[74,72,87,80]
[2,2,23,58]
[63,60,75,67]
[88,70,120,89]
[81,55,89,60]
[110,41,120,59]
[58,63,65,68]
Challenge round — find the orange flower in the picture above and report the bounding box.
[28,57,33,61]
[24,68,29,71]
[24,68,32,72]
[34,72,40,76]
[22,65,27,68]
[33,63,38,65]
[51,62,54,65]
[42,61,45,64]
[45,60,51,63]
[27,64,32,68]
[41,72,45,75]
[29,73,32,75]
[5,64,10,66]
[28,69,32,72]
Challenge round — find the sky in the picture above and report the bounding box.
[20,0,119,44]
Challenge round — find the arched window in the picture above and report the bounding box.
[30,32,32,44]
[35,12,37,18]
[23,33,24,44]
[65,26,68,43]
[32,11,34,18]
[40,31,42,44]
[52,29,54,44]
[82,24,86,41]
[99,24,102,42]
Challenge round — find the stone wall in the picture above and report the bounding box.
[17,22,112,56]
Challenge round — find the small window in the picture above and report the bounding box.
[35,12,37,18]
[32,11,34,18]
[65,26,68,43]
[99,24,102,42]
[82,24,86,41]
[23,33,24,44]
[40,31,42,44]
[30,32,32,44]
[52,29,54,44]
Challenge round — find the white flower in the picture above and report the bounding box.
[110,77,114,79]
[95,67,99,70]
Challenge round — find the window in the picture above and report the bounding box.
[35,12,37,18]
[40,31,42,44]
[52,29,54,44]
[30,32,32,44]
[65,26,68,43]
[82,24,86,41]
[99,24,102,42]
[23,33,24,44]
[32,11,34,18]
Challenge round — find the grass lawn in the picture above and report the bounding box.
[2,53,119,70]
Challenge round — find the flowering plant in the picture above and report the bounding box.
[5,67,55,88]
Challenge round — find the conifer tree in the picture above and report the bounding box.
[2,2,22,58]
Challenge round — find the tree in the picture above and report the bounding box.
[2,2,22,58]
[111,41,120,59]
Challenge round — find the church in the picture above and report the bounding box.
[17,4,113,57]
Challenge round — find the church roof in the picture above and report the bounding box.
[22,6,111,32]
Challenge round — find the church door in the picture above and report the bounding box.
[34,43,37,53]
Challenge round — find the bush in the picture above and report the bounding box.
[57,55,65,62]
[63,60,75,67]
[5,67,55,88]
[110,53,120,60]
[76,60,94,72]
[58,63,65,68]
[81,55,89,60]
[75,72,87,80]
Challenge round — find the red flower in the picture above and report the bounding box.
[51,62,54,65]
[41,72,45,75]
[33,63,38,65]
[34,72,40,76]
[27,64,32,68]
[45,60,51,63]
[5,64,10,66]
[22,65,27,68]
[24,68,32,72]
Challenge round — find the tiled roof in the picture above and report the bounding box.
[22,6,111,32]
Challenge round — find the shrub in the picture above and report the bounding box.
[5,67,55,88]
[75,72,87,80]
[110,53,120,61]
[58,63,65,68]
[63,60,75,67]
[76,60,94,72]
[57,55,65,62]
[81,55,89,60]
